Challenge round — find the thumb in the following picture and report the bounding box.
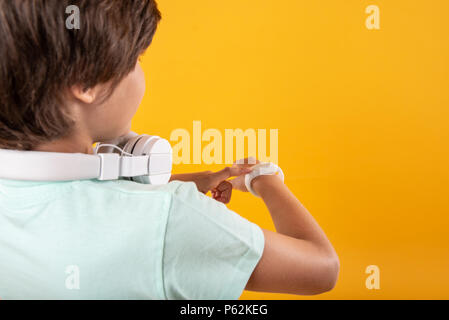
[210,166,253,183]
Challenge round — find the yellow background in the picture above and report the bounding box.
[135,0,449,299]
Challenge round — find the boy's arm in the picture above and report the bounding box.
[169,172,208,185]
[235,174,340,295]
[169,167,251,203]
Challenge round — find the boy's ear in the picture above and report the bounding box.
[70,85,100,104]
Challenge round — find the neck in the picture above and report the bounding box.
[33,131,94,155]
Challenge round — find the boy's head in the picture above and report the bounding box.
[0,0,161,151]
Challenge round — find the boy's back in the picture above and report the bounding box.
[0,178,264,299]
[0,0,339,299]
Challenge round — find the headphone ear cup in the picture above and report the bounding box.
[114,131,139,150]
[122,135,145,156]
[123,134,172,185]
[95,131,139,154]
[124,135,150,184]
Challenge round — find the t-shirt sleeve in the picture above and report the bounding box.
[162,181,265,300]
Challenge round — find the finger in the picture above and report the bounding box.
[215,193,228,204]
[220,187,232,204]
[212,182,232,203]
[220,197,230,204]
[213,192,226,203]
[216,180,232,192]
[217,197,227,204]
[234,157,259,165]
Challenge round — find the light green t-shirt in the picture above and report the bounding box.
[0,178,264,300]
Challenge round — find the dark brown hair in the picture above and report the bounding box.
[0,0,161,150]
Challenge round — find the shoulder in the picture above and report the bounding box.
[70,178,194,198]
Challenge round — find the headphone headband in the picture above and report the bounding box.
[0,132,173,185]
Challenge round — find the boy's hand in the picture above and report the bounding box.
[229,157,260,192]
[211,180,233,204]
[170,166,253,204]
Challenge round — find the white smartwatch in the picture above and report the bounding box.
[244,162,284,197]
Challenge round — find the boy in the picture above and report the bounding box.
[0,0,339,299]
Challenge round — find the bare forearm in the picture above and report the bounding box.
[252,175,337,256]
[169,173,199,182]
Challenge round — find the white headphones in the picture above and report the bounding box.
[0,131,172,185]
